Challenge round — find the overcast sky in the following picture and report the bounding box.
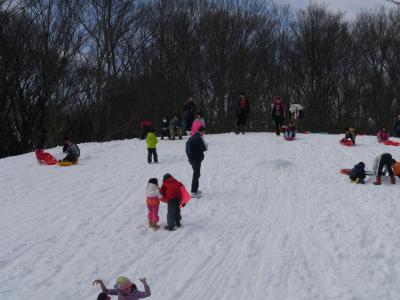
[277,0,396,18]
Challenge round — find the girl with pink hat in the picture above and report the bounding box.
[93,276,150,300]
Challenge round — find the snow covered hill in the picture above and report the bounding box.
[1,132,400,300]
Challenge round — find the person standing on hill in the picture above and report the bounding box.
[160,173,184,231]
[271,96,285,136]
[183,95,197,134]
[235,92,250,134]
[186,126,207,197]
[146,128,158,163]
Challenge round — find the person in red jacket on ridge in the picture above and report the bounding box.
[140,119,153,140]
[160,173,184,231]
[271,96,285,136]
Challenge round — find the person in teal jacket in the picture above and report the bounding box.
[146,128,158,163]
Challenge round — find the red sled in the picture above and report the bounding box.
[180,186,191,208]
[340,168,374,176]
[383,140,400,146]
[340,140,354,147]
[340,168,351,175]
[35,149,58,165]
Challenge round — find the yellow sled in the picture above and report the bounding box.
[58,161,78,167]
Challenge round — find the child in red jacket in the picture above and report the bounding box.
[160,173,184,231]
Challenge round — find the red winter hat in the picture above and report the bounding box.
[274,96,281,101]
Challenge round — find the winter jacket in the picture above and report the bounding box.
[169,116,182,129]
[183,101,197,118]
[187,132,207,162]
[349,163,366,181]
[146,132,158,149]
[161,118,169,129]
[271,101,285,119]
[237,98,250,116]
[107,284,151,300]
[191,120,204,136]
[62,143,80,162]
[377,130,389,143]
[393,161,400,177]
[140,120,152,128]
[160,177,183,202]
[146,182,162,206]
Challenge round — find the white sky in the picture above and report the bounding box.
[277,0,396,18]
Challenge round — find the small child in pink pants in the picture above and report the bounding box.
[146,178,162,229]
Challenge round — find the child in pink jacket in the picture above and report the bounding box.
[377,127,390,143]
[191,113,205,137]
[93,277,150,300]
[146,178,162,229]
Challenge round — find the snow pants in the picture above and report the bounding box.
[190,160,202,193]
[167,198,181,228]
[273,116,284,136]
[147,204,159,223]
[161,128,170,139]
[377,153,394,177]
[170,128,182,139]
[147,148,158,163]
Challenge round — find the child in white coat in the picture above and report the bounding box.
[146,178,163,229]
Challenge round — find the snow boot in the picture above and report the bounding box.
[152,222,160,229]
[373,176,381,185]
[164,225,174,231]
[390,175,396,184]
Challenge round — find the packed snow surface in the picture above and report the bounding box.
[1,132,400,300]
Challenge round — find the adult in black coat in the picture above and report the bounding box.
[186,126,207,195]
[235,92,250,134]
[183,96,197,132]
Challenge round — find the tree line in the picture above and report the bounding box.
[1,0,400,158]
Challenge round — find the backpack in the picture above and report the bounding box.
[185,137,192,158]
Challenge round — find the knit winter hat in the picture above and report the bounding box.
[148,178,158,185]
[358,162,365,168]
[163,173,172,181]
[116,276,132,290]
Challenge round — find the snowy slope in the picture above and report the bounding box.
[1,133,400,300]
